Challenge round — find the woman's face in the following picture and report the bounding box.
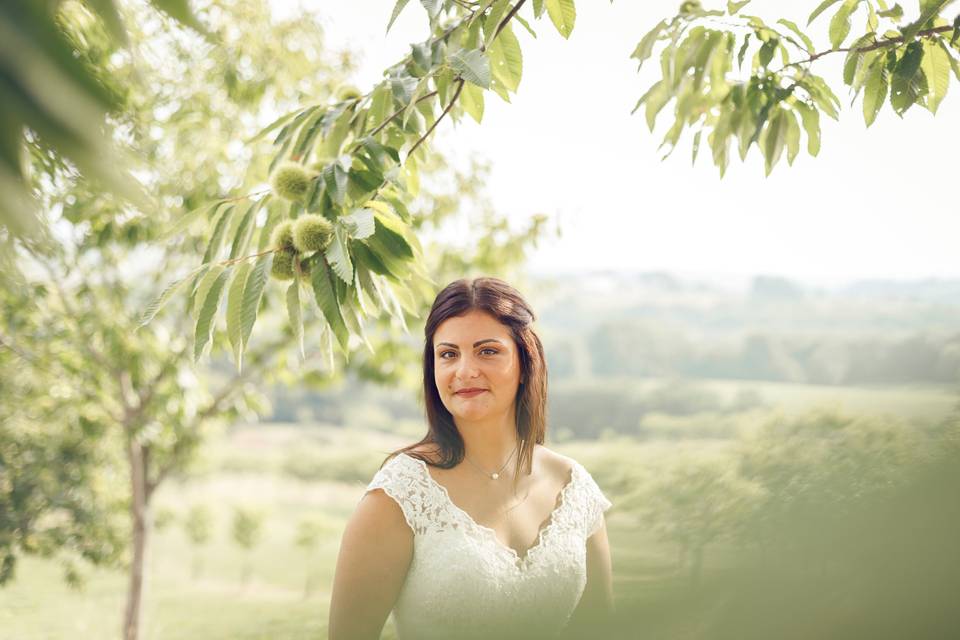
[433,309,523,424]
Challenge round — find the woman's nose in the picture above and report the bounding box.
[455,354,480,378]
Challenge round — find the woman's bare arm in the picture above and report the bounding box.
[559,517,614,639]
[328,488,414,640]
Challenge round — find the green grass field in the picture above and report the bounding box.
[3,380,956,639]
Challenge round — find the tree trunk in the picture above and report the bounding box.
[123,438,149,640]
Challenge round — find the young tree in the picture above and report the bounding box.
[1,4,553,640]
[294,516,326,598]
[230,506,264,587]
[183,505,213,580]
[0,0,205,243]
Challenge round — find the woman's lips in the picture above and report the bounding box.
[455,389,486,398]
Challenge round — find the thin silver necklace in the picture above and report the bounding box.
[463,443,518,480]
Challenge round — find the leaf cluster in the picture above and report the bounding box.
[631,0,960,176]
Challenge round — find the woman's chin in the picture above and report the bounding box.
[451,407,493,421]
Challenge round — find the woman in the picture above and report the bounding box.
[328,277,614,640]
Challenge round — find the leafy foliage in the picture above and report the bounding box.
[148,0,571,370]
[631,0,960,175]
[0,0,206,242]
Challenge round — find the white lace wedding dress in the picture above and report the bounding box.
[364,452,613,640]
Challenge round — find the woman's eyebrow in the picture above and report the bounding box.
[435,338,504,349]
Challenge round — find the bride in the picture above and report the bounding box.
[328,277,614,640]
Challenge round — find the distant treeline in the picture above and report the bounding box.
[548,326,960,385]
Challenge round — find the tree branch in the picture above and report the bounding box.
[147,336,289,493]
[364,90,439,141]
[410,79,465,156]
[782,24,955,71]
[493,0,528,41]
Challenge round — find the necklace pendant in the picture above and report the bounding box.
[491,472,499,480]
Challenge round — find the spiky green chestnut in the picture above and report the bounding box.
[271,250,296,280]
[271,162,312,201]
[270,219,295,251]
[336,84,361,102]
[292,214,334,253]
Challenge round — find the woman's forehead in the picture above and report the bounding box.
[434,310,510,343]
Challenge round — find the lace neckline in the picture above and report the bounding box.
[400,453,579,570]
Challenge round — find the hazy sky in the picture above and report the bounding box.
[277,1,959,284]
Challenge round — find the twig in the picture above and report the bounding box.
[363,90,439,141]
[494,0,527,40]
[779,24,955,72]
[410,79,466,156]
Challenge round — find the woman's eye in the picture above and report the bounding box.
[439,348,498,359]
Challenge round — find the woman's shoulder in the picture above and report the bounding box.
[534,444,579,483]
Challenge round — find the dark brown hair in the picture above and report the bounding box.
[382,277,548,487]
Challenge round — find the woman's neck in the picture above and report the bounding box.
[456,411,521,472]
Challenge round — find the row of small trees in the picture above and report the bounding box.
[601,407,959,584]
[592,407,960,637]
[153,505,327,597]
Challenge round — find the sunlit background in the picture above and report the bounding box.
[2,1,959,639]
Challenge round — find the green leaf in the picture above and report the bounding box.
[533,0,545,18]
[459,80,484,123]
[488,24,523,93]
[737,34,751,70]
[163,200,220,239]
[829,0,859,49]
[794,101,821,155]
[762,110,786,175]
[387,0,412,32]
[937,39,960,81]
[920,39,950,113]
[545,0,576,39]
[310,257,350,354]
[229,201,258,259]
[286,281,304,362]
[803,75,841,119]
[901,0,951,43]
[185,265,212,317]
[843,33,876,86]
[420,0,441,20]
[193,266,231,362]
[631,19,667,68]
[483,0,512,48]
[246,108,301,144]
[137,268,200,329]
[777,19,815,53]
[226,261,253,370]
[862,55,889,125]
[323,164,349,207]
[513,14,537,38]
[808,0,842,25]
[450,49,492,88]
[691,129,702,165]
[727,0,752,14]
[202,204,235,264]
[642,82,671,131]
[758,38,778,67]
[340,208,375,239]
[240,253,273,350]
[326,225,354,285]
[151,0,207,33]
[192,265,225,321]
[784,109,801,165]
[878,3,903,20]
[890,41,925,114]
